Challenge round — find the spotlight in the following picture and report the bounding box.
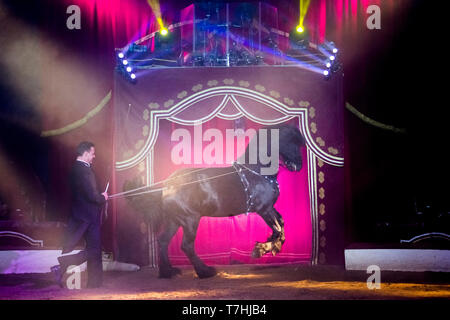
[122,59,128,65]
[126,66,132,72]
[323,70,329,76]
[130,73,136,79]
[326,62,331,68]
[118,52,125,59]
[332,48,338,54]
[296,25,304,33]
[329,56,335,61]
[160,28,168,36]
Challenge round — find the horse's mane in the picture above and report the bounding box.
[240,124,305,170]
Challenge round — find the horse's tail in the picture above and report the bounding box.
[123,178,165,234]
[127,188,165,234]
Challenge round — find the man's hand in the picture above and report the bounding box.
[102,192,108,201]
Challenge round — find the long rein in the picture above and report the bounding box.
[107,163,261,200]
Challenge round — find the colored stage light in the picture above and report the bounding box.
[160,28,168,36]
[323,70,329,76]
[330,56,335,61]
[298,0,311,35]
[130,73,136,79]
[326,62,331,68]
[122,59,128,65]
[147,1,169,38]
[126,66,132,72]
[332,48,338,54]
[118,52,125,59]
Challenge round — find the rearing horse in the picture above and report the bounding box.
[125,124,305,278]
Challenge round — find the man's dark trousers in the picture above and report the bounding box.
[59,216,102,287]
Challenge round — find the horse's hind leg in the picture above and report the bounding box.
[252,208,286,258]
[157,219,182,278]
[181,216,217,279]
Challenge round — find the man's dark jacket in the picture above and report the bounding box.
[62,160,105,253]
[69,160,106,223]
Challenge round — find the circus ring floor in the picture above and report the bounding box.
[0,264,449,300]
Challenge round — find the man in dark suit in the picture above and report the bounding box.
[51,141,108,288]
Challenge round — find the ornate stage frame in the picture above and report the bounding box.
[114,71,344,266]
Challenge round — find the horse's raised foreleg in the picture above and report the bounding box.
[157,219,182,278]
[270,210,286,254]
[252,208,286,258]
[181,216,217,279]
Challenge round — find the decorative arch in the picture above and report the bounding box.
[115,83,343,265]
[113,64,346,266]
[116,86,344,171]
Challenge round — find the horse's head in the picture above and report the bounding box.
[240,124,305,175]
[278,125,306,172]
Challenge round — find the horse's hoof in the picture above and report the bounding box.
[251,248,263,258]
[197,266,217,279]
[159,267,182,278]
[251,242,265,258]
[170,267,182,276]
[158,271,173,279]
[159,267,181,279]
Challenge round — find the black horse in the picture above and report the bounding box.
[125,124,305,278]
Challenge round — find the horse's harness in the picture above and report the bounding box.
[232,162,280,214]
[112,163,280,204]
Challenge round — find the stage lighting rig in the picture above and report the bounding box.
[114,44,150,83]
[314,40,341,80]
[116,50,137,84]
[323,41,338,53]
[323,58,342,80]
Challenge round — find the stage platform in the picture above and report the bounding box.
[345,243,450,272]
[0,249,139,274]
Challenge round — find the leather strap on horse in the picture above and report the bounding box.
[232,162,253,214]
[232,162,280,214]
